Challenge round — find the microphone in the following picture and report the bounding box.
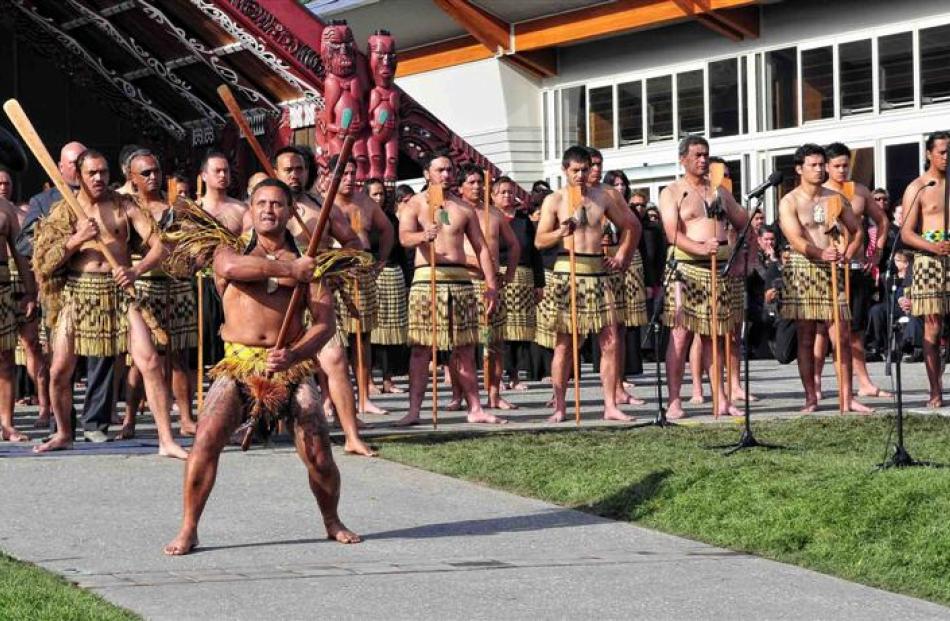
[746,171,784,201]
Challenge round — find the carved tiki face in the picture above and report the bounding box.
[368,31,397,87]
[321,21,356,77]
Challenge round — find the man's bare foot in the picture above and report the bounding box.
[616,391,646,406]
[32,435,72,453]
[603,407,634,422]
[547,409,566,423]
[369,382,382,396]
[114,424,136,440]
[445,399,463,411]
[667,400,686,420]
[360,400,388,415]
[689,392,704,405]
[731,388,758,402]
[163,530,198,556]
[800,400,818,413]
[719,404,743,417]
[382,381,405,394]
[509,381,529,392]
[846,399,874,414]
[1,428,29,442]
[344,437,377,457]
[326,521,362,544]
[540,376,552,384]
[858,386,892,398]
[33,413,50,429]
[158,442,189,460]
[393,413,421,427]
[467,410,507,424]
[927,396,944,409]
[489,397,519,410]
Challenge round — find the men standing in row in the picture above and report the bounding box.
[397,151,504,426]
[900,131,950,408]
[778,144,870,414]
[535,146,638,423]
[659,136,746,419]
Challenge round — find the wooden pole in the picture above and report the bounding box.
[351,209,366,414]
[215,85,312,239]
[568,185,583,426]
[196,174,203,201]
[196,273,204,411]
[710,254,721,418]
[427,184,444,428]
[827,195,846,414]
[482,170,492,401]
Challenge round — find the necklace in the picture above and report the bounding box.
[803,189,825,224]
[258,238,282,294]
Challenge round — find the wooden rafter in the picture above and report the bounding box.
[432,0,508,54]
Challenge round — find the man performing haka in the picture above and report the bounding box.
[659,136,747,419]
[450,164,520,411]
[900,131,950,408]
[120,149,198,439]
[535,146,638,423]
[778,143,871,413]
[331,160,393,415]
[397,151,504,426]
[822,142,891,399]
[32,149,189,455]
[164,179,360,555]
[273,147,375,456]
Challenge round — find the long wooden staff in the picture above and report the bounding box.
[2,99,166,342]
[567,185,583,426]
[427,184,444,429]
[708,162,726,418]
[482,170,492,399]
[827,195,846,414]
[841,181,856,303]
[216,85,312,239]
[196,174,204,201]
[197,272,204,411]
[351,209,366,414]
[164,178,177,386]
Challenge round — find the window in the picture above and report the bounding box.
[740,56,749,134]
[802,47,834,122]
[724,159,742,202]
[885,142,920,206]
[560,86,586,148]
[919,24,950,105]
[677,70,704,136]
[850,146,875,189]
[772,153,798,202]
[879,32,914,110]
[764,47,798,130]
[839,40,872,116]
[588,85,614,149]
[646,75,673,142]
[617,81,643,147]
[708,59,739,138]
[542,92,549,160]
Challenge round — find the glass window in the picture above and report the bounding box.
[802,47,834,122]
[559,86,586,148]
[885,142,920,205]
[647,75,673,143]
[617,81,643,147]
[839,40,872,116]
[542,92,549,160]
[740,56,749,134]
[879,32,914,110]
[764,47,798,130]
[725,159,742,203]
[772,153,797,202]
[850,146,875,189]
[920,24,950,105]
[588,85,614,149]
[677,70,704,137]
[709,58,739,138]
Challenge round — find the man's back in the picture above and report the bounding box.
[17,186,63,258]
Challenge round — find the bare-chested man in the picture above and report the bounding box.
[820,142,891,399]
[778,143,870,413]
[32,149,189,455]
[120,150,198,438]
[332,159,393,416]
[535,146,638,423]
[659,136,747,419]
[451,163,520,411]
[198,152,246,236]
[164,179,360,555]
[397,152,504,425]
[900,131,950,408]
[273,147,375,456]
[0,186,37,441]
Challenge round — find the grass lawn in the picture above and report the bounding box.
[0,553,138,621]
[376,415,950,605]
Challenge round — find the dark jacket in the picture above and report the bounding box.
[17,186,65,258]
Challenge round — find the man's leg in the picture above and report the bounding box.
[599,325,634,421]
[446,350,463,410]
[348,335,386,414]
[548,333,571,423]
[164,378,241,555]
[118,364,143,439]
[665,326,692,419]
[831,321,872,413]
[688,333,704,404]
[923,315,943,407]
[0,350,25,441]
[127,308,187,459]
[81,355,115,434]
[289,380,360,544]
[455,344,505,424]
[34,327,78,452]
[18,320,50,426]
[395,345,430,426]
[489,340,517,410]
[702,335,741,417]
[317,343,375,456]
[813,326,828,400]
[172,351,196,435]
[796,320,819,412]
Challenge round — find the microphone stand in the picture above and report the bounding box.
[708,196,784,454]
[632,258,679,428]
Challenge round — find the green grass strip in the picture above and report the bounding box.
[377,416,950,605]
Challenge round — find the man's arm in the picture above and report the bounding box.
[465,210,498,291]
[399,195,437,249]
[267,277,336,373]
[498,211,520,283]
[721,189,750,233]
[534,193,570,249]
[127,205,168,278]
[839,199,865,260]
[371,203,394,266]
[605,192,639,267]
[213,245,315,284]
